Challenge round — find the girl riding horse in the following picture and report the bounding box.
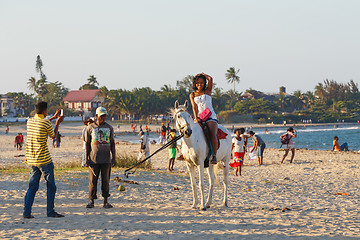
[189,73,218,164]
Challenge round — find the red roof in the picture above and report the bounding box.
[63,89,100,102]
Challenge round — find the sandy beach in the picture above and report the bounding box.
[0,123,359,239]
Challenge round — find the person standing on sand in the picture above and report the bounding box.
[280,127,297,164]
[248,131,266,165]
[138,130,151,164]
[85,107,116,209]
[160,122,167,144]
[81,119,94,167]
[23,102,65,219]
[14,133,24,150]
[230,129,246,176]
[168,129,177,172]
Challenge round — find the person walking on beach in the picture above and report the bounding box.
[85,107,116,209]
[248,131,266,165]
[332,136,348,152]
[138,130,151,164]
[14,133,24,150]
[5,126,9,134]
[189,73,218,164]
[81,119,94,167]
[23,102,65,219]
[230,129,246,176]
[168,129,177,172]
[280,127,297,164]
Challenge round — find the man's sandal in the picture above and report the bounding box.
[86,202,94,208]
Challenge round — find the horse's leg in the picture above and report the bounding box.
[186,162,198,209]
[205,165,215,208]
[223,156,230,207]
[198,165,206,211]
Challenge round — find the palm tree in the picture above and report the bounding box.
[225,67,240,92]
[160,84,172,92]
[99,86,109,105]
[87,75,99,87]
[27,77,38,94]
[36,55,46,80]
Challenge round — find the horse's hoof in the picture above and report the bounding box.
[205,203,211,208]
[200,207,207,211]
[223,202,228,207]
[191,205,197,209]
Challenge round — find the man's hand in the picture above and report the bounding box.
[85,159,91,167]
[111,159,116,167]
[54,109,61,118]
[56,116,65,125]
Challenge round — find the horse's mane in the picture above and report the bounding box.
[169,105,187,118]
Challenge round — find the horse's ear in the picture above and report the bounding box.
[184,100,189,109]
[175,100,179,109]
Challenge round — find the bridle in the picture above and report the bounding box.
[175,110,190,135]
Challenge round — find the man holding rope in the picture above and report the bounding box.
[85,107,116,209]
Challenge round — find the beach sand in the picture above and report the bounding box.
[0,123,359,239]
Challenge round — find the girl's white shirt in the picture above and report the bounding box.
[232,137,245,153]
[194,94,217,119]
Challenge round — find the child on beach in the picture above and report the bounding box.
[160,123,167,144]
[14,133,24,150]
[168,129,177,172]
[280,127,297,164]
[138,131,151,164]
[230,129,246,176]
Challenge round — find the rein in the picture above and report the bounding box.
[124,133,184,178]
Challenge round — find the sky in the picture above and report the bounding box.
[1,0,359,95]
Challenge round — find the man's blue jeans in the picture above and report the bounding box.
[23,162,57,217]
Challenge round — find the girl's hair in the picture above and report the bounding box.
[192,74,207,91]
[239,128,245,134]
[287,127,294,132]
[248,131,255,135]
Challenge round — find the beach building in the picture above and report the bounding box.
[0,95,16,118]
[63,89,104,118]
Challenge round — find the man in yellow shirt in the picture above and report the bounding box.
[23,102,64,219]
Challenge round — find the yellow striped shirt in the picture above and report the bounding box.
[26,114,55,166]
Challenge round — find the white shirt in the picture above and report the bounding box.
[232,137,245,153]
[140,134,150,152]
[194,94,217,119]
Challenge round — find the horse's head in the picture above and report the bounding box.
[172,100,192,138]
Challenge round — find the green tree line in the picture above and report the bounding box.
[4,57,360,123]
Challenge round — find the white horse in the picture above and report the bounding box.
[172,100,232,210]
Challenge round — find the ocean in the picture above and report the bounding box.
[246,124,360,151]
[115,123,360,152]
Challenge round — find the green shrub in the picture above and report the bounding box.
[115,153,152,170]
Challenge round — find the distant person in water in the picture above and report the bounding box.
[332,136,348,152]
[280,127,297,164]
